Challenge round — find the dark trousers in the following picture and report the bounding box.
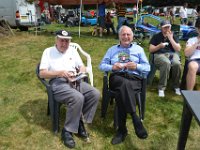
[109,73,142,132]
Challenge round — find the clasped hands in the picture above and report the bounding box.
[58,71,84,80]
[112,62,137,71]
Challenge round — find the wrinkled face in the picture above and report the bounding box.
[56,37,70,53]
[119,27,133,47]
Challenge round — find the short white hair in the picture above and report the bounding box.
[118,25,134,37]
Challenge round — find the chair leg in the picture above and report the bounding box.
[101,84,111,117]
[53,101,60,133]
[47,100,50,115]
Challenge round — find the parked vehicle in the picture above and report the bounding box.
[81,16,97,26]
[0,0,39,31]
[64,10,79,27]
[135,14,197,40]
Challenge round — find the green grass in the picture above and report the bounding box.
[0,23,200,150]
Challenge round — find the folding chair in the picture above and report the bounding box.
[36,42,93,133]
[147,52,181,85]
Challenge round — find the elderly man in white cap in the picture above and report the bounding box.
[39,30,100,148]
[149,20,182,97]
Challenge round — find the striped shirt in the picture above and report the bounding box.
[117,6,126,17]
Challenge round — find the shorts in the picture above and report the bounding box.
[188,59,200,73]
[98,16,105,27]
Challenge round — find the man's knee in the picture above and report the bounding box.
[157,60,171,71]
[92,88,101,102]
[72,93,85,106]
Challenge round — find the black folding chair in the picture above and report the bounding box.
[101,72,147,128]
[36,63,61,133]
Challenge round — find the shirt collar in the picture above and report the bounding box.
[117,43,133,48]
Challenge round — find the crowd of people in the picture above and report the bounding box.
[38,1,200,149]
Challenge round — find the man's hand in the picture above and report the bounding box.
[58,71,75,79]
[112,62,124,71]
[159,43,166,49]
[125,62,137,70]
[166,30,173,40]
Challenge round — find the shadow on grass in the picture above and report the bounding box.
[19,99,53,132]
[89,104,138,149]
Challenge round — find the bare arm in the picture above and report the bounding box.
[167,31,181,52]
[149,43,164,53]
[185,40,200,57]
[79,65,86,73]
[39,69,73,79]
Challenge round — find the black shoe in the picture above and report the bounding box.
[134,121,148,139]
[78,120,89,139]
[111,131,127,145]
[61,129,75,148]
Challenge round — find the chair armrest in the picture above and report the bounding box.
[70,42,93,86]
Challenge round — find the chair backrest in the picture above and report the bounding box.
[69,42,93,86]
[171,24,180,38]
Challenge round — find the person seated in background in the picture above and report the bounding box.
[105,12,116,35]
[184,19,200,90]
[99,26,150,145]
[39,30,100,148]
[149,20,181,97]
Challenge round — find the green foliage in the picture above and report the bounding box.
[0,23,200,149]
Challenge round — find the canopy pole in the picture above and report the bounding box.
[78,0,82,38]
[135,0,139,30]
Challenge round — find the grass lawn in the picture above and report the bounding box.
[0,23,200,150]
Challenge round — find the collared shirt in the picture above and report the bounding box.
[99,43,150,76]
[40,45,84,72]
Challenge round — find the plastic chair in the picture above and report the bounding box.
[101,72,147,128]
[36,63,61,133]
[36,42,93,133]
[69,42,93,86]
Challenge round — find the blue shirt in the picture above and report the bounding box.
[98,3,106,16]
[99,43,150,76]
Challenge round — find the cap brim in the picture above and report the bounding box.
[57,35,72,39]
[162,24,171,28]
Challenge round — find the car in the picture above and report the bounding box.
[180,25,198,40]
[81,16,97,26]
[126,8,133,15]
[135,14,198,40]
[135,14,161,38]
